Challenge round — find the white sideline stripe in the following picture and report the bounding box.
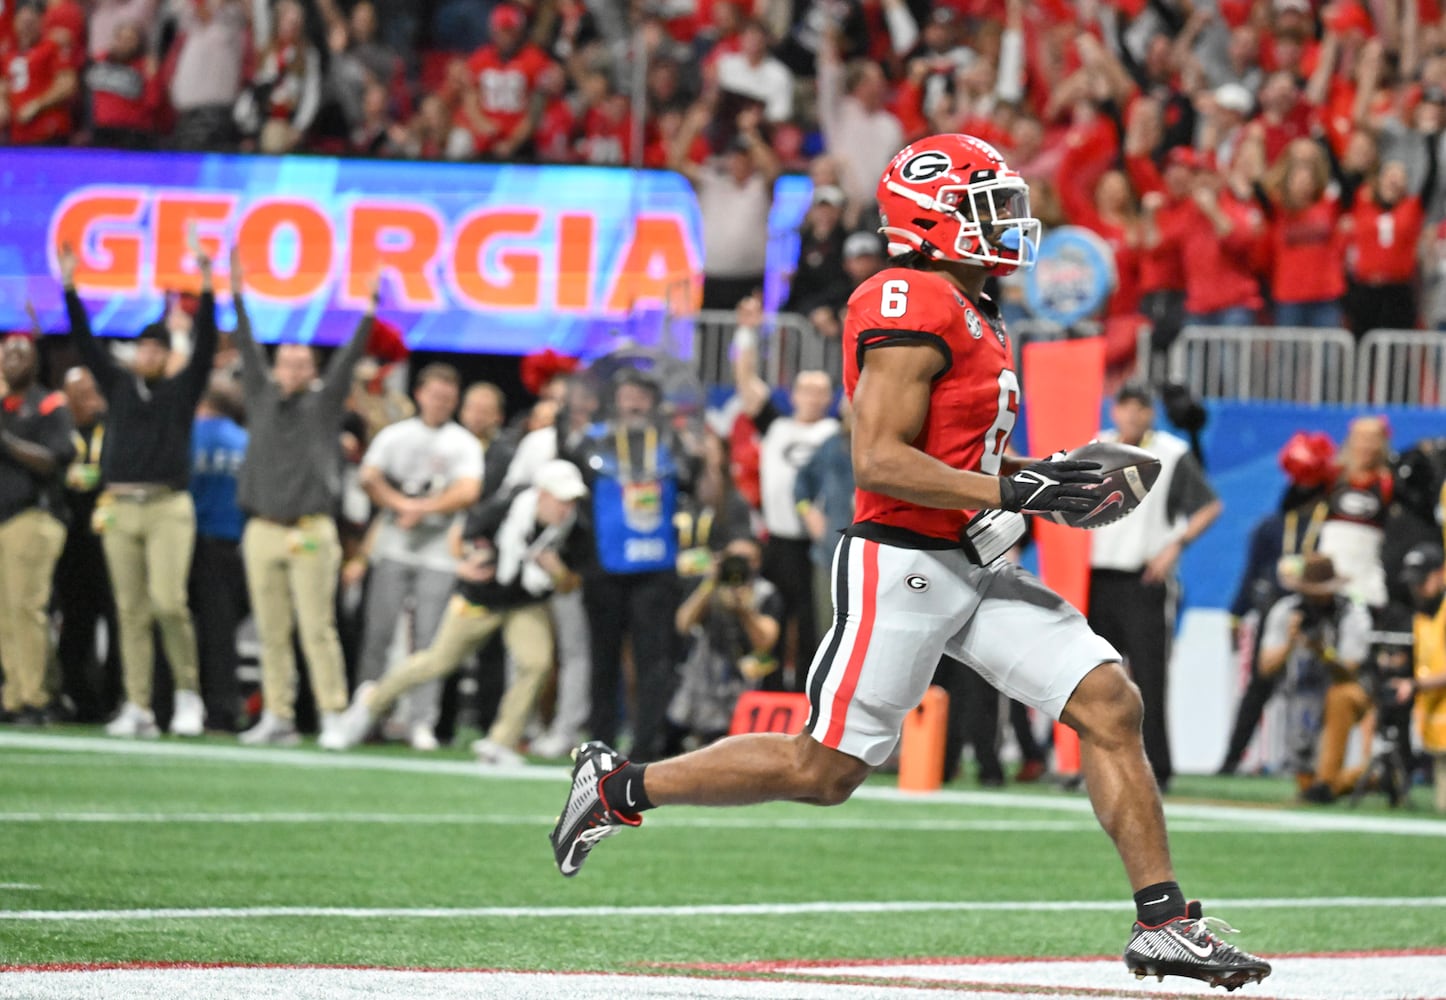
[0,883,41,890]
[3,896,1443,922]
[0,810,1348,835]
[4,731,1445,839]
[854,786,1446,838]
[0,732,536,779]
[0,811,1105,831]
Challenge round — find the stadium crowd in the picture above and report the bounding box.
[9,0,1446,336]
[1,0,1445,808]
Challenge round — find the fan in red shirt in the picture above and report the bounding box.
[1179,168,1266,325]
[1060,167,1143,320]
[1130,145,1198,368]
[532,62,577,164]
[574,70,634,166]
[1253,71,1313,164]
[1260,0,1320,75]
[462,3,554,160]
[86,22,162,149]
[1258,138,1347,327]
[1343,143,1439,335]
[0,5,75,145]
[41,0,84,71]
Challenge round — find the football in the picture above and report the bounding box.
[1047,441,1162,529]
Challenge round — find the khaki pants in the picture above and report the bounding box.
[97,490,200,706]
[0,509,67,712]
[1433,752,1446,814]
[242,517,348,719]
[1313,679,1373,795]
[369,596,553,750]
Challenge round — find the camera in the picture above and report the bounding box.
[1296,599,1335,637]
[717,554,753,587]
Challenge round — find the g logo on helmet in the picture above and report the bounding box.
[898,150,952,184]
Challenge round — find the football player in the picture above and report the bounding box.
[550,134,1271,992]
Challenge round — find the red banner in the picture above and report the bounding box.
[1022,338,1105,775]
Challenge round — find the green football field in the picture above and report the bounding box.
[1,729,1444,998]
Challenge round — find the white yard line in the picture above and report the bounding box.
[4,731,1444,838]
[2,896,1444,922]
[0,811,1108,832]
[0,810,1346,835]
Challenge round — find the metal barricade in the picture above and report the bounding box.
[1166,326,1356,405]
[667,309,835,387]
[1356,329,1446,406]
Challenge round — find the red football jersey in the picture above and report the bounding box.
[2,37,71,144]
[1348,193,1425,285]
[465,43,552,142]
[577,103,632,165]
[844,267,1018,542]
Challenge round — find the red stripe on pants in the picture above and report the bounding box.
[822,539,879,749]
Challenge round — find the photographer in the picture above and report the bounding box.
[1258,553,1373,802]
[665,538,781,754]
[1393,545,1446,812]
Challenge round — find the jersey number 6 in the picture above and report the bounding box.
[981,370,1020,475]
[880,279,910,318]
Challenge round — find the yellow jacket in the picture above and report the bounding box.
[1416,595,1446,752]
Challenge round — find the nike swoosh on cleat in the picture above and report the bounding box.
[625,779,635,808]
[1165,929,1215,960]
[1143,894,1169,905]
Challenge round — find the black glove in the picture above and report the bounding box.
[998,459,1104,514]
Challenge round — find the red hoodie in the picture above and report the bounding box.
[1269,196,1346,303]
[1181,192,1265,314]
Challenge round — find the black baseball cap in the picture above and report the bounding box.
[1401,544,1444,585]
[1115,380,1154,406]
[136,322,172,350]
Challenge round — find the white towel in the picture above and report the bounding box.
[494,487,574,596]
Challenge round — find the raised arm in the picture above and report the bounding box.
[816,25,845,149]
[731,295,772,419]
[995,0,1025,104]
[736,106,779,186]
[59,244,121,395]
[880,0,918,57]
[1421,125,1440,207]
[321,275,379,406]
[226,248,270,396]
[1305,31,1340,109]
[180,252,219,405]
[667,99,708,187]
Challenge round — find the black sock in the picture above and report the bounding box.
[1134,881,1187,926]
[600,762,654,816]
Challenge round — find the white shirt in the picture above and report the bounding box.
[362,418,483,572]
[697,165,772,278]
[817,55,904,213]
[716,52,795,123]
[760,416,839,539]
[1088,430,1192,573]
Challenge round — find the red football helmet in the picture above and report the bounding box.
[876,133,1040,275]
